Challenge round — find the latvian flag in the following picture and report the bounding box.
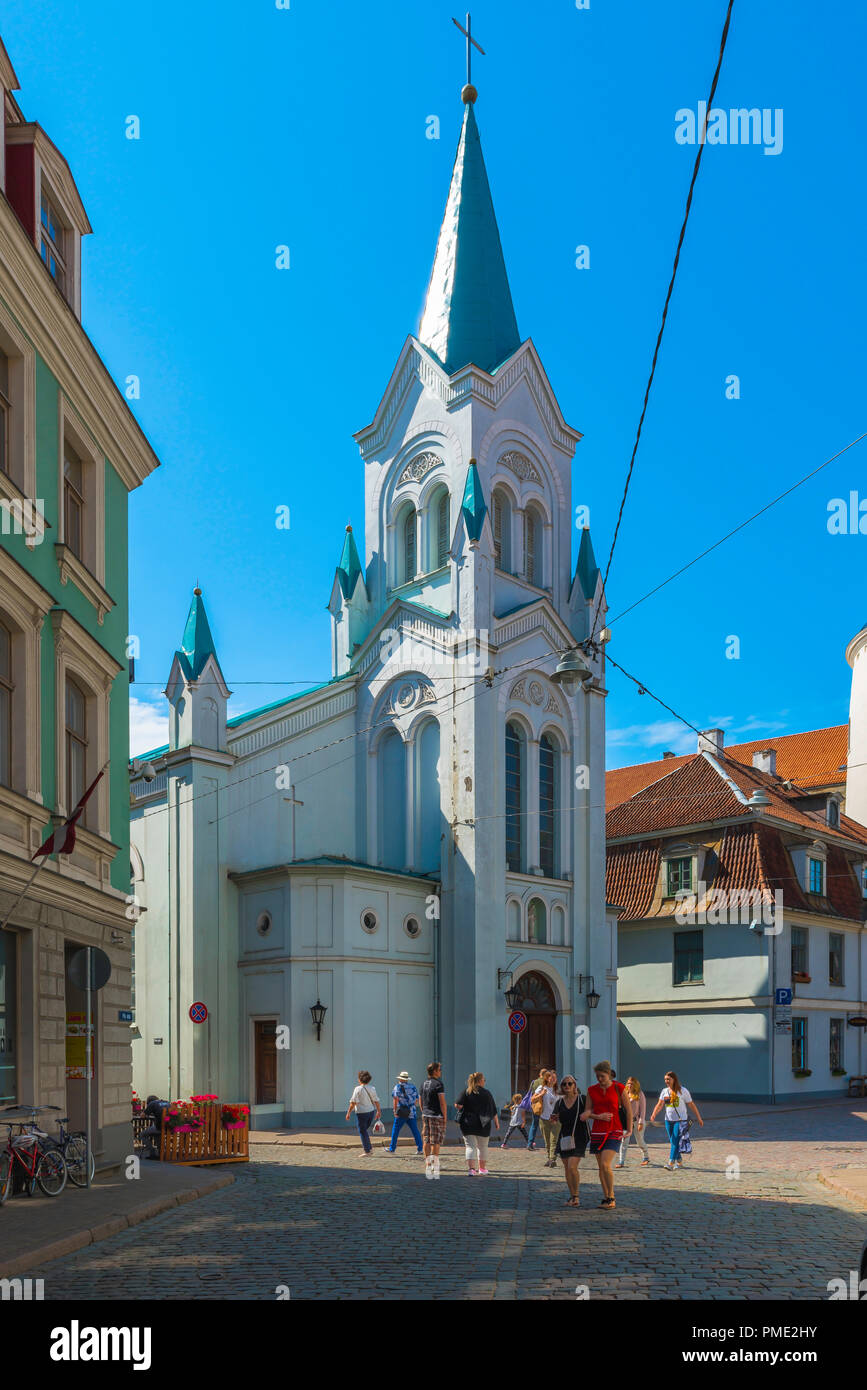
[33,769,105,859]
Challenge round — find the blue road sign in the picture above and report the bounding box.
[775,988,793,1006]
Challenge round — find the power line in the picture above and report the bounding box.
[607,430,867,629]
[591,0,736,642]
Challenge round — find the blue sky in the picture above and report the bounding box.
[4,0,865,765]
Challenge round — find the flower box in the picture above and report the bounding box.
[159,1100,249,1165]
[792,972,811,984]
[793,1068,812,1078]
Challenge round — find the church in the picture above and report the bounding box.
[129,79,615,1126]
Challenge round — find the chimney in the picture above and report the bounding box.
[662,750,676,760]
[752,748,777,776]
[697,729,724,756]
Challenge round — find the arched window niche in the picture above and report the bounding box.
[505,720,525,873]
[527,897,547,946]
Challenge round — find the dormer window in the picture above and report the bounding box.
[40,186,67,295]
[666,856,693,896]
[808,856,825,895]
[827,797,840,828]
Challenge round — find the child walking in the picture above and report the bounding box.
[500,1094,529,1149]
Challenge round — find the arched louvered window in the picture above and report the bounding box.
[505,720,524,872]
[493,488,511,571]
[0,619,12,788]
[403,508,417,584]
[524,507,542,586]
[436,492,450,568]
[539,733,557,878]
[514,970,555,1012]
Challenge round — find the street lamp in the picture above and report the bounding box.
[310,999,327,1040]
[551,648,593,696]
[504,982,522,1011]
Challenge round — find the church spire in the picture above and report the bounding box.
[418,89,521,376]
[177,586,219,681]
[335,524,363,599]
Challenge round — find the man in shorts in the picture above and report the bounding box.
[421,1061,447,1180]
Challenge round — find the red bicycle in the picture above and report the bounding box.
[0,1118,67,1202]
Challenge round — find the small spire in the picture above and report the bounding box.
[336,524,363,600]
[461,458,487,542]
[177,588,218,681]
[577,525,599,598]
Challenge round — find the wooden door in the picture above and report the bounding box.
[254,1020,278,1104]
[510,972,557,1096]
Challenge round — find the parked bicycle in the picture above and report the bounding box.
[6,1106,95,1188]
[0,1117,67,1203]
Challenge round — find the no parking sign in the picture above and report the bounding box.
[189,1002,208,1024]
[508,1010,527,1034]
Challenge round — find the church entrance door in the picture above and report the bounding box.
[510,971,557,1096]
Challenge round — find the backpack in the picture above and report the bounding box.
[395,1084,412,1120]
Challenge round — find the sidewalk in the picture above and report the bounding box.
[0,1161,236,1279]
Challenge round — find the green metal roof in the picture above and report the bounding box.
[227,673,354,729]
[418,102,521,376]
[177,589,219,682]
[461,459,487,542]
[576,526,599,598]
[335,525,363,600]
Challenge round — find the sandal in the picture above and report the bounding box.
[566,1196,580,1207]
[601,1197,616,1208]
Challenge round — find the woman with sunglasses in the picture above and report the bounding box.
[552,1076,588,1207]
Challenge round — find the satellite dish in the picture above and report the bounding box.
[67,947,111,992]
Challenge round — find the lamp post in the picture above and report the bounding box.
[310,999,327,1040]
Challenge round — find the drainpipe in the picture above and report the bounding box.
[768,925,775,1106]
[433,878,441,1065]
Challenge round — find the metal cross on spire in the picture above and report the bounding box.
[452,12,485,94]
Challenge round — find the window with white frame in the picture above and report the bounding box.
[65,676,88,817]
[524,506,543,586]
[402,507,416,585]
[0,350,10,479]
[539,733,558,878]
[40,185,68,296]
[435,490,449,569]
[63,440,85,561]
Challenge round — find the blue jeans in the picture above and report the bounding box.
[356,1110,375,1153]
[389,1114,423,1151]
[665,1118,681,1163]
[526,1114,540,1147]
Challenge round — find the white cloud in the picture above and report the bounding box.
[130,695,168,756]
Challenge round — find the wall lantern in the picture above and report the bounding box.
[310,999,327,1040]
[578,974,600,1010]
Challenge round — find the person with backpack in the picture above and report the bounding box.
[581,1060,632,1209]
[386,1070,424,1156]
[552,1075,589,1207]
[649,1070,704,1170]
[524,1071,546,1150]
[420,1060,447,1180]
[454,1072,500,1174]
[345,1069,382,1155]
[533,1069,561,1167]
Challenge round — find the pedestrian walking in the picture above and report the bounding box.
[616,1076,650,1168]
[387,1070,424,1156]
[582,1060,631,1209]
[533,1069,561,1168]
[454,1072,499,1175]
[649,1071,704,1170]
[552,1075,589,1207]
[525,1070,546,1150]
[500,1093,529,1149]
[421,1060,447,1180]
[345,1069,382,1155]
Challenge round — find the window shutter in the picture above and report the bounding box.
[437,493,449,568]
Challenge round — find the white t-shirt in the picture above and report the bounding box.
[534,1085,558,1121]
[351,1084,380,1112]
[660,1086,691,1122]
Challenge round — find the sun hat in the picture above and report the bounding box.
[396,1070,411,1081]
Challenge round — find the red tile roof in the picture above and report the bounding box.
[607,724,848,809]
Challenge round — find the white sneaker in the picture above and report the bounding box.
[425,1158,435,1180]
[433,1157,441,1180]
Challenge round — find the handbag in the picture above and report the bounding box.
[530,1087,546,1117]
[678,1119,693,1156]
[615,1082,631,1134]
[559,1095,583,1152]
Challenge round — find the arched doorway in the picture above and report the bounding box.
[510,971,557,1096]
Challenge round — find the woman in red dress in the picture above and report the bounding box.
[581,1060,632,1209]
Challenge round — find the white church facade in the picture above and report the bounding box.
[130,88,616,1125]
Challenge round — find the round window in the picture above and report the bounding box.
[361,909,379,934]
[404,916,421,939]
[256,911,272,937]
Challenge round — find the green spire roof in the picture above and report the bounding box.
[418,101,521,375]
[336,525,363,600]
[576,526,599,598]
[177,588,218,681]
[461,459,487,542]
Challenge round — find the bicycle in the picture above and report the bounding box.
[50,1114,95,1188]
[0,1119,67,1203]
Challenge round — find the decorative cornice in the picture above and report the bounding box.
[55,543,115,625]
[228,687,356,760]
[498,449,540,483]
[398,451,443,485]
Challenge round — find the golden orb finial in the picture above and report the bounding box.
[461,83,477,104]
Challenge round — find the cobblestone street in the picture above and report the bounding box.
[21,1104,867,1300]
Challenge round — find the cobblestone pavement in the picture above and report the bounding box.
[22,1105,867,1300]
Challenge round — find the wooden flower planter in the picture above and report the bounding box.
[158,1102,249,1165]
